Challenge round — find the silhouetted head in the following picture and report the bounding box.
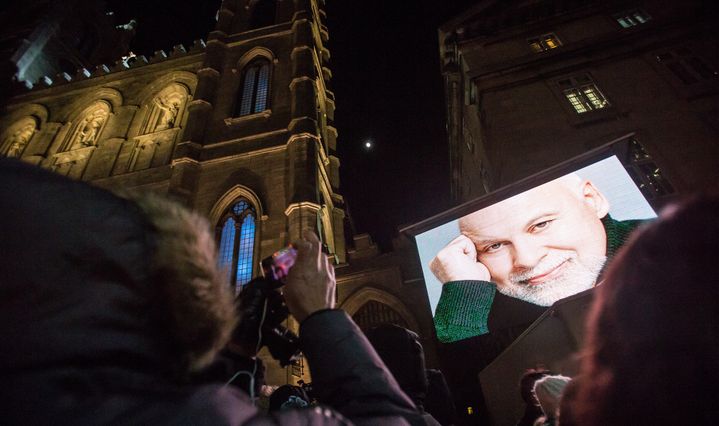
[572,194,719,425]
[365,324,428,406]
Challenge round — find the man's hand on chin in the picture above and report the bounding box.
[430,234,492,283]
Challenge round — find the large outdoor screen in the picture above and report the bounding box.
[413,154,657,317]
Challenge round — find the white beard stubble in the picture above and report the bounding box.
[496,254,607,306]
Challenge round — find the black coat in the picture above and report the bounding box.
[0,159,421,425]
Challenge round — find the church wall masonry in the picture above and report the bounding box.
[2,0,441,383]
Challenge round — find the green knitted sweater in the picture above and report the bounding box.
[433,216,645,343]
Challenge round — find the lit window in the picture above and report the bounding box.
[656,48,718,85]
[558,75,610,114]
[236,59,271,116]
[615,9,651,28]
[528,33,562,52]
[623,138,674,199]
[217,199,257,292]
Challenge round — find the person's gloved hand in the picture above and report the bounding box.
[284,230,336,323]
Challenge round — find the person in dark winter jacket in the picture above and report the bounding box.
[424,369,457,426]
[365,324,442,425]
[0,158,422,425]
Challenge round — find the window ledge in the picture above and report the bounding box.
[224,109,272,126]
[52,145,96,163]
[567,107,626,127]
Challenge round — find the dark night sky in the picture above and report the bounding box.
[108,0,476,250]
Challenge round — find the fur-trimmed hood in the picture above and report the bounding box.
[125,190,236,372]
[0,159,235,387]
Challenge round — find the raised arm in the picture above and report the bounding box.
[283,230,422,425]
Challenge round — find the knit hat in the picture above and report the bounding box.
[533,375,572,418]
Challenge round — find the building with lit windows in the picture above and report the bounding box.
[439,0,719,206]
[438,1,718,423]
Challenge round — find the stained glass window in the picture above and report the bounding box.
[236,215,255,286]
[233,200,249,215]
[236,59,271,116]
[218,218,236,283]
[217,199,257,292]
[255,64,269,112]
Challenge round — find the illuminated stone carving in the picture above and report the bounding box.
[69,103,110,150]
[2,117,37,157]
[145,84,188,133]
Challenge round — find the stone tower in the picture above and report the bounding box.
[1,0,344,386]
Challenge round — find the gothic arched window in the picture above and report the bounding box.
[352,300,409,333]
[236,59,271,116]
[217,199,258,291]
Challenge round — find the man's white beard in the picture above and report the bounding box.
[496,254,607,306]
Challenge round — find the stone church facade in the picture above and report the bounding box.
[1,0,439,385]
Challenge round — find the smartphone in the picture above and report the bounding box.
[261,246,298,284]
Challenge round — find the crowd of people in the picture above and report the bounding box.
[1,157,717,425]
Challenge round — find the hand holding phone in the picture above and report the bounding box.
[262,246,298,285]
[284,230,336,322]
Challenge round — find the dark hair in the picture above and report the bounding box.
[571,195,719,425]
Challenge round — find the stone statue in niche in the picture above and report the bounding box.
[154,96,180,131]
[5,120,36,157]
[71,108,108,150]
[78,116,103,146]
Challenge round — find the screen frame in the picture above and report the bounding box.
[400,132,666,237]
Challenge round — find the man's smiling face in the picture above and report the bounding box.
[459,175,610,306]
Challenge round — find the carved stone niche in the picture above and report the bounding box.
[127,127,180,172]
[51,145,95,180]
[65,103,110,151]
[1,117,37,158]
[142,84,189,135]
